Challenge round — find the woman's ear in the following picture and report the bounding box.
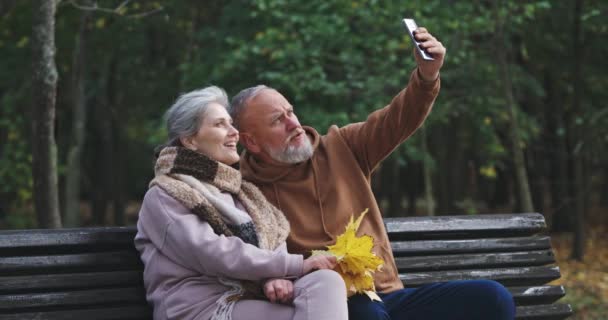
[179,136,197,151]
[240,132,261,154]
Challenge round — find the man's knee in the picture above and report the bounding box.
[477,280,514,303]
[472,280,515,318]
[348,294,390,320]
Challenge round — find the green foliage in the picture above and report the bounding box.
[0,0,606,222]
[0,93,32,204]
[0,1,33,208]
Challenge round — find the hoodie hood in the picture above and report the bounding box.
[240,126,321,184]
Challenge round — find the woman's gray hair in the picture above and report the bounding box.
[229,85,271,129]
[164,86,229,144]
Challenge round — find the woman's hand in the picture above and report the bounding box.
[303,255,338,274]
[264,278,294,304]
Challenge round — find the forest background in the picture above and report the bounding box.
[0,1,606,318]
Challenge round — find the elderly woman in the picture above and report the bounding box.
[135,86,348,320]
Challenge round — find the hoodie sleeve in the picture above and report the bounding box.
[137,186,304,281]
[338,68,439,174]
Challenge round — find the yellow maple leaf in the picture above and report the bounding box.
[312,209,384,301]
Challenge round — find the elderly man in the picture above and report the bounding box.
[230,27,515,320]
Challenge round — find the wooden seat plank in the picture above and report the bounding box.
[391,235,552,256]
[0,227,137,249]
[400,266,562,287]
[515,303,573,320]
[385,213,546,239]
[0,305,151,320]
[0,271,143,294]
[0,287,147,310]
[395,250,555,272]
[509,285,567,305]
[0,251,142,275]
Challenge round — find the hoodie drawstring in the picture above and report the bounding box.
[311,155,335,241]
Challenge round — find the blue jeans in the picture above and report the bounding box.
[348,280,515,320]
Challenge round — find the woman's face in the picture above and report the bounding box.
[183,103,240,165]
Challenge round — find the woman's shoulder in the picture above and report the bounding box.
[143,185,171,204]
[142,185,189,216]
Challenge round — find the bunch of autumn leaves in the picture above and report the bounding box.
[312,209,385,301]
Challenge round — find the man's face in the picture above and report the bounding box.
[239,89,313,164]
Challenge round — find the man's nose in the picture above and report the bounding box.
[285,114,299,130]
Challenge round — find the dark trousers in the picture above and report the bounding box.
[348,280,515,320]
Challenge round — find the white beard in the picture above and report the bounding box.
[265,137,314,164]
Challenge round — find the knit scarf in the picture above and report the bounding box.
[150,146,291,320]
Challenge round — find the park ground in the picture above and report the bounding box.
[551,221,608,320]
[548,201,608,320]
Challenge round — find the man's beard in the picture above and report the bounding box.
[264,137,314,164]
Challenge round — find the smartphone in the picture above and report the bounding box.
[402,18,434,61]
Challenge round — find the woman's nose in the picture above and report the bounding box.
[228,124,239,136]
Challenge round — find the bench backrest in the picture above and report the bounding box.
[0,213,572,319]
[386,213,572,319]
[0,227,149,319]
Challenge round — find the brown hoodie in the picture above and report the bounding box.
[240,69,440,293]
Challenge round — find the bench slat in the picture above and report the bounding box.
[515,303,573,319]
[510,286,566,305]
[0,287,147,310]
[395,250,555,272]
[0,271,143,293]
[0,251,142,275]
[400,266,562,287]
[391,235,552,256]
[0,227,137,250]
[0,305,151,320]
[385,213,546,239]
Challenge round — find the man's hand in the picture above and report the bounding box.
[303,255,338,274]
[264,278,294,304]
[413,27,446,82]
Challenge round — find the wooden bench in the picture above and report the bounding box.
[0,213,572,319]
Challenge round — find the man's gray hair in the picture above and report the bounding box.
[164,86,229,144]
[229,85,271,129]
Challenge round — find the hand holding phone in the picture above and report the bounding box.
[402,18,434,61]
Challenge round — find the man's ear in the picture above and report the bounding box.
[179,136,197,151]
[240,132,262,154]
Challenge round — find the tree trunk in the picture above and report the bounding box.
[494,2,535,213]
[421,127,435,216]
[107,59,127,226]
[544,69,572,231]
[112,129,126,226]
[90,56,116,225]
[570,0,585,261]
[31,0,61,228]
[603,166,608,207]
[435,124,453,214]
[64,7,92,227]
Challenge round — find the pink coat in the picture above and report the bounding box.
[134,186,304,320]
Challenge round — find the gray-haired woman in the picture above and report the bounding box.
[134,86,348,320]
